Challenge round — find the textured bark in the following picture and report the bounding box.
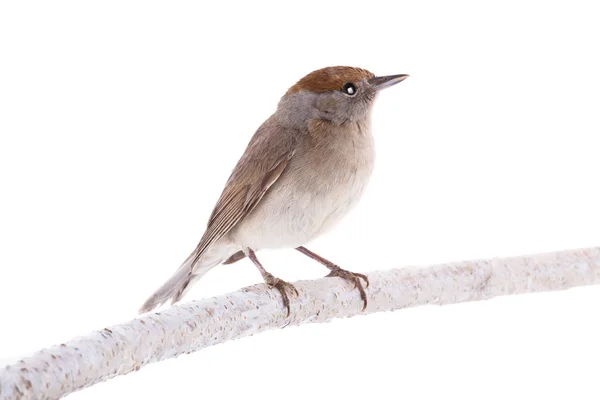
[1,247,599,399]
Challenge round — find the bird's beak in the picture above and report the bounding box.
[368,74,409,91]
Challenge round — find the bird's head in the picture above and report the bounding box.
[276,66,408,127]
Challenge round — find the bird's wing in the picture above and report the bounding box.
[187,119,297,270]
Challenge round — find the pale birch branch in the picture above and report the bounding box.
[1,247,600,399]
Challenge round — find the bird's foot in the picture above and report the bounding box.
[263,273,298,316]
[326,267,369,311]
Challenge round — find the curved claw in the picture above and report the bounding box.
[326,268,369,311]
[355,272,369,288]
[264,274,298,317]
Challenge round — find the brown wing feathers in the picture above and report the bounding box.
[188,152,293,270]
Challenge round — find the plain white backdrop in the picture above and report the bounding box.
[1,0,600,398]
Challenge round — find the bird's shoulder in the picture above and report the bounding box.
[226,115,300,186]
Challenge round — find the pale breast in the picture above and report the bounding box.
[230,120,375,250]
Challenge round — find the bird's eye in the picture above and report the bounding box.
[342,82,357,96]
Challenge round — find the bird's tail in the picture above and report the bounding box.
[139,242,238,314]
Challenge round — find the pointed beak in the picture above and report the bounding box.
[368,74,409,90]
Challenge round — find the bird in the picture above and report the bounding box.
[139,66,408,315]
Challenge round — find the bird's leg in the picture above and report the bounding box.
[247,249,298,316]
[295,246,369,310]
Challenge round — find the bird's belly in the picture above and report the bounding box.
[230,162,372,250]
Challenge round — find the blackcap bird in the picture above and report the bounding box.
[139,66,408,315]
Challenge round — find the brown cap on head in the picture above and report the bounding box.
[286,66,375,95]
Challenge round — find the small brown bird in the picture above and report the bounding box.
[139,66,408,315]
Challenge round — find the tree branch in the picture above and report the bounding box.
[1,247,599,399]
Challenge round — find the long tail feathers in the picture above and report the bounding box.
[138,265,194,314]
[139,247,218,314]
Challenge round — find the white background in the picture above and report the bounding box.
[1,0,600,398]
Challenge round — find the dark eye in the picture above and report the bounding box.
[342,82,357,96]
